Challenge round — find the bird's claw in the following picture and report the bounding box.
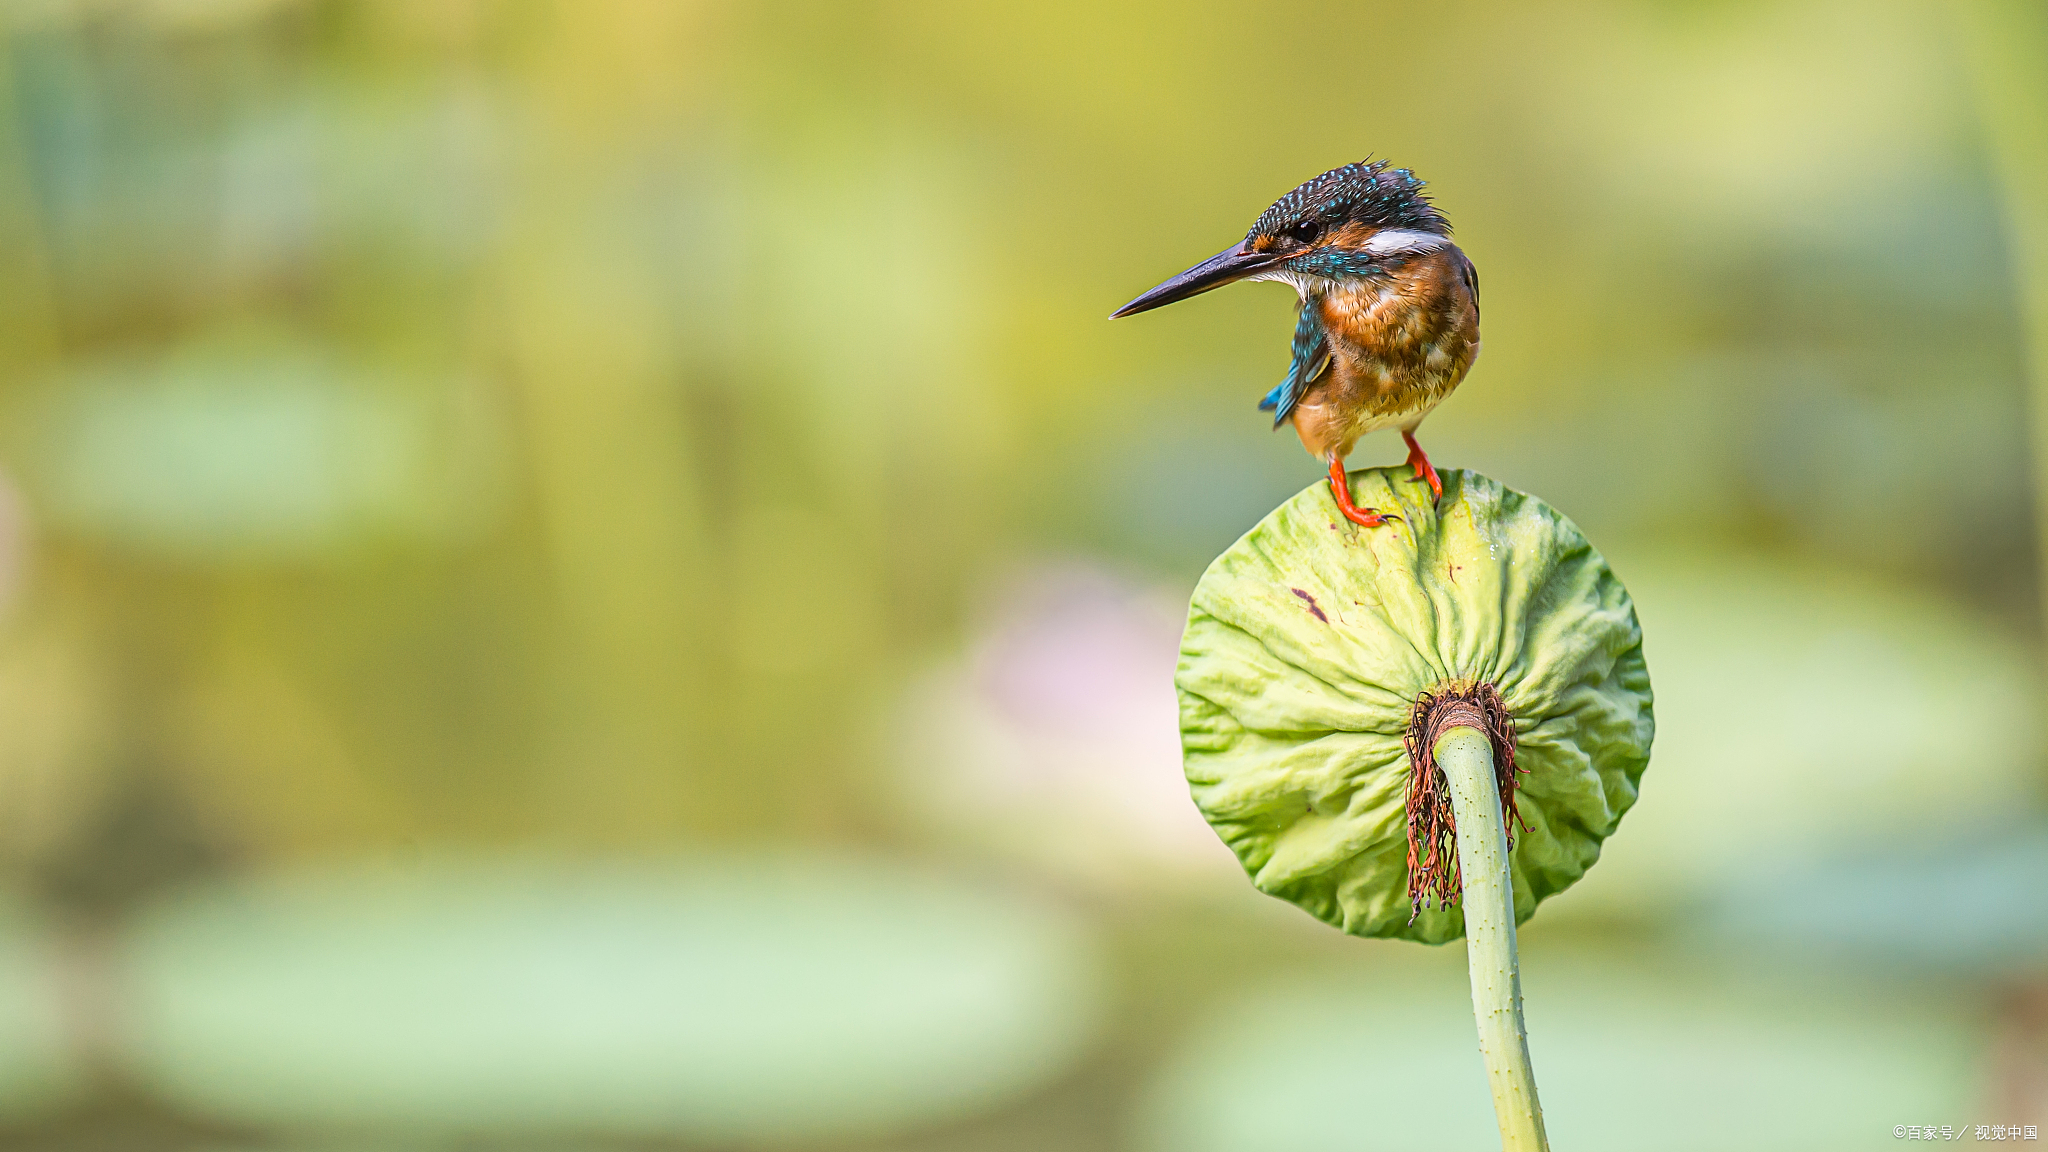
[1338,507,1401,528]
[1327,460,1403,528]
[1400,431,1443,504]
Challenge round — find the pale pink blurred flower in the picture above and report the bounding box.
[897,561,1240,886]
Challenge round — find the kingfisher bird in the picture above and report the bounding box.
[1112,159,1479,527]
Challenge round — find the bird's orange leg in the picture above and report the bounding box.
[1327,457,1400,527]
[1401,430,1443,503]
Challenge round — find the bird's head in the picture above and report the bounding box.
[1111,159,1451,318]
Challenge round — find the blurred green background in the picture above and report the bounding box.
[0,0,2040,1149]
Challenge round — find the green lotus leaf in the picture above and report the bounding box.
[1176,467,1653,944]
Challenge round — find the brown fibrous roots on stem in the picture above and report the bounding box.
[1403,681,1527,921]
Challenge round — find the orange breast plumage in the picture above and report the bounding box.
[1287,245,1480,461]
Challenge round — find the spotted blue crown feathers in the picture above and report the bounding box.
[1250,159,1448,242]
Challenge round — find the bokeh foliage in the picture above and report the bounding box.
[0,0,2033,873]
[0,0,2037,1148]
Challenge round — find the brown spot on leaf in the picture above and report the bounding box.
[1290,587,1329,623]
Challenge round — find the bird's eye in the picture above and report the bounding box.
[1288,220,1323,243]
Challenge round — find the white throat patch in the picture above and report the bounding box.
[1249,267,1337,300]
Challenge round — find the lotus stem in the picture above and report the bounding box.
[1436,724,1550,1152]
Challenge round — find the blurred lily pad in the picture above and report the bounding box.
[115,852,1102,1142]
[1133,951,1977,1152]
[9,327,505,564]
[1703,828,2048,978]
[1548,549,2043,919]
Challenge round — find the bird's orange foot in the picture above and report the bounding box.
[1328,458,1401,528]
[1401,430,1442,503]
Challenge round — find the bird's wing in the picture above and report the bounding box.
[1458,250,1479,324]
[1259,298,1331,426]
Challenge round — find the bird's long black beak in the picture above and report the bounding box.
[1111,240,1278,318]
